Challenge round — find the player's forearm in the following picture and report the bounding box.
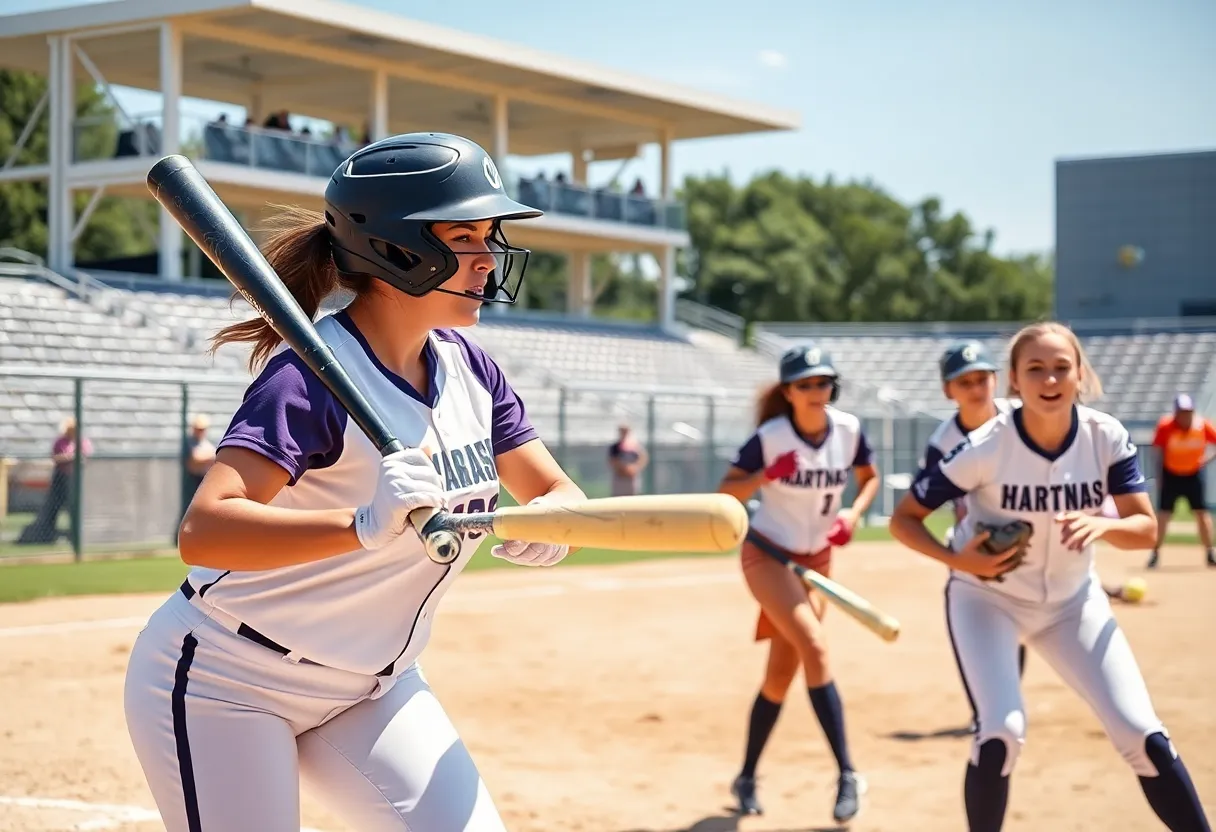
[888,511,955,565]
[1101,513,1158,550]
[717,471,768,503]
[178,499,362,570]
[849,474,880,519]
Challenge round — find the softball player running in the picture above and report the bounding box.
[718,344,880,823]
[123,133,586,832]
[918,341,1026,714]
[891,322,1210,832]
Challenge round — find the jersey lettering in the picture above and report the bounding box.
[779,467,850,488]
[1000,480,1104,513]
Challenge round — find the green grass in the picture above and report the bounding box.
[0,507,1204,605]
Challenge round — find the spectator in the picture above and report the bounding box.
[1146,393,1216,568]
[18,416,92,544]
[183,414,216,504]
[608,423,649,496]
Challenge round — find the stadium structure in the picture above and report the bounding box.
[0,0,1214,555]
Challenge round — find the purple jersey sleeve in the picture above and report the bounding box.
[731,433,764,473]
[852,430,874,467]
[217,350,347,485]
[436,330,538,455]
[1108,455,1148,495]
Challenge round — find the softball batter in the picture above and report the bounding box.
[891,322,1210,831]
[918,341,1026,708]
[718,344,879,823]
[123,133,585,832]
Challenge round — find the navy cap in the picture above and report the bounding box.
[779,343,837,384]
[939,341,998,382]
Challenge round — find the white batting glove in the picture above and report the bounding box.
[490,495,570,567]
[354,449,446,550]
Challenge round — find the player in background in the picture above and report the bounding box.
[917,341,1026,722]
[123,133,586,832]
[1145,393,1216,568]
[890,322,1210,832]
[718,344,880,824]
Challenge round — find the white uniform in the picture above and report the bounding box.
[910,404,1169,777]
[123,309,537,831]
[731,408,873,553]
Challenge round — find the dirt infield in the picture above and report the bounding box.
[0,541,1213,831]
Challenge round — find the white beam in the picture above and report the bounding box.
[179,20,668,130]
[658,246,676,332]
[72,43,135,127]
[371,69,389,141]
[567,250,592,317]
[4,89,49,170]
[159,22,183,281]
[0,164,51,183]
[659,127,673,200]
[492,94,509,163]
[46,35,76,275]
[70,187,106,244]
[571,148,588,186]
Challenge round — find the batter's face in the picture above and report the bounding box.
[784,375,835,414]
[418,220,500,328]
[1011,332,1079,419]
[944,370,996,409]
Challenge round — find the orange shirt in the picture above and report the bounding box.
[1152,415,1216,476]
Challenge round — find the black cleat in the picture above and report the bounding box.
[1207,550,1215,568]
[731,774,763,815]
[1146,550,1159,569]
[833,770,864,823]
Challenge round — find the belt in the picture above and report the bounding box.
[179,580,394,677]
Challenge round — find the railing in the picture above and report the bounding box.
[0,247,112,301]
[514,176,686,232]
[674,299,746,343]
[756,315,1216,339]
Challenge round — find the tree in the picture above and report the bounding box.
[0,69,156,264]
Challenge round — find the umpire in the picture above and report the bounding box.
[1146,393,1216,568]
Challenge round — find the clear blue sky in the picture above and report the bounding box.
[4,0,1214,255]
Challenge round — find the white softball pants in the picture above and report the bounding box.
[123,588,507,832]
[945,571,1167,777]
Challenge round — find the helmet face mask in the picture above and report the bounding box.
[324,132,541,303]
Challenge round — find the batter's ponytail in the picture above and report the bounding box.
[755,381,793,427]
[210,205,368,373]
[1007,321,1104,403]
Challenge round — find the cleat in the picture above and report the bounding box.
[731,774,763,815]
[833,770,865,823]
[1146,551,1159,569]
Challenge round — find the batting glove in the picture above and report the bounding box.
[355,449,446,550]
[491,495,570,567]
[764,449,799,481]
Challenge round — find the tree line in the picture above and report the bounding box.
[1,69,1051,324]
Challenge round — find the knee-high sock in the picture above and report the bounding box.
[965,739,1010,832]
[1139,732,1211,832]
[808,682,853,773]
[740,693,782,778]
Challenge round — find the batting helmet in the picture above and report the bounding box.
[939,340,998,382]
[779,342,841,403]
[324,132,542,301]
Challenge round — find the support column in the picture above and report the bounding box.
[571,147,587,185]
[159,22,183,281]
[567,250,592,317]
[47,35,75,274]
[658,245,676,331]
[371,69,389,141]
[491,94,508,165]
[659,127,673,201]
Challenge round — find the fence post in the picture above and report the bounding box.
[179,381,190,525]
[557,386,568,467]
[71,376,84,561]
[645,394,657,495]
[881,415,894,519]
[704,394,716,493]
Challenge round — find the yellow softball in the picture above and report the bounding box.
[1122,577,1147,604]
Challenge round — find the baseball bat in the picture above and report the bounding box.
[746,533,900,642]
[145,154,461,564]
[419,493,749,554]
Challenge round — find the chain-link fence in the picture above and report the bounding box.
[0,368,1191,561]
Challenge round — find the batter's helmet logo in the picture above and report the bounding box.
[483,155,502,190]
[804,347,822,367]
[961,344,978,362]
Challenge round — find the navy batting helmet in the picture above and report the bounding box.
[939,340,998,382]
[324,132,541,302]
[779,342,841,403]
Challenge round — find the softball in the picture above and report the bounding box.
[1122,577,1147,604]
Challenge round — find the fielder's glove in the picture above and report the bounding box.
[972,520,1033,582]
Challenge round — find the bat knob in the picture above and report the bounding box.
[425,531,461,564]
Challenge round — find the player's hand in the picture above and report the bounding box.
[491,495,570,567]
[354,449,446,550]
[764,450,799,481]
[949,531,1022,580]
[1055,511,1110,551]
[828,510,858,546]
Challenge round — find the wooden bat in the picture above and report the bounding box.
[145,154,460,562]
[746,533,901,642]
[419,493,749,558]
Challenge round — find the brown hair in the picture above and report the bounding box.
[1006,321,1103,402]
[210,205,370,372]
[755,382,793,427]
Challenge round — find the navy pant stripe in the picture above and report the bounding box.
[172,633,202,832]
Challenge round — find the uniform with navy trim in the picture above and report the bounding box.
[909,404,1188,807]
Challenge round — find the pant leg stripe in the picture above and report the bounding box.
[172,632,202,832]
[944,577,979,727]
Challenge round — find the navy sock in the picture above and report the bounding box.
[740,693,782,778]
[1017,644,1027,678]
[1139,732,1211,832]
[964,739,1010,832]
[808,682,853,773]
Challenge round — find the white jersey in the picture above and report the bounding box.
[918,398,1017,516]
[730,408,873,553]
[911,404,1147,604]
[190,309,537,677]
